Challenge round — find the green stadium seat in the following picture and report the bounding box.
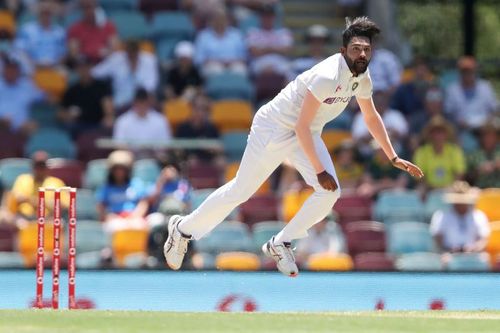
[75,220,109,253]
[109,11,148,40]
[190,188,215,209]
[252,221,286,252]
[447,253,490,272]
[191,252,216,270]
[29,101,59,128]
[100,0,138,11]
[205,73,254,101]
[0,158,31,189]
[194,221,253,254]
[222,131,248,161]
[424,189,448,221]
[156,38,179,63]
[374,189,424,224]
[25,129,76,159]
[83,159,109,190]
[395,252,443,271]
[75,189,99,220]
[76,251,103,269]
[0,252,25,268]
[387,222,435,254]
[150,12,194,40]
[132,159,160,185]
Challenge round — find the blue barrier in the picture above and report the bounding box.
[0,270,499,311]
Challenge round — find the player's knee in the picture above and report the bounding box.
[223,182,254,204]
[316,187,341,205]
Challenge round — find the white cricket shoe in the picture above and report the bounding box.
[262,237,299,277]
[164,215,191,270]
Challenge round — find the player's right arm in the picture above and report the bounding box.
[295,90,337,191]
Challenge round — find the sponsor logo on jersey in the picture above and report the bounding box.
[323,96,352,104]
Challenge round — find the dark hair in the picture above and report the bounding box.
[342,16,380,47]
[134,87,149,101]
[107,165,131,186]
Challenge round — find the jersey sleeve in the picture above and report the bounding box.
[355,73,373,99]
[306,72,332,103]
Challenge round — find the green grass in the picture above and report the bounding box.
[1,310,500,333]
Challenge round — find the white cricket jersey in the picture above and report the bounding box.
[257,53,373,133]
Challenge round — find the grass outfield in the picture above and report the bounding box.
[1,310,500,333]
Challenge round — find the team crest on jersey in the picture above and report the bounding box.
[352,82,359,91]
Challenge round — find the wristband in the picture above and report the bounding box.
[391,156,399,164]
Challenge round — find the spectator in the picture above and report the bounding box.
[0,55,44,134]
[411,86,445,133]
[291,24,330,79]
[60,56,114,137]
[358,140,408,198]
[96,150,150,231]
[246,4,292,76]
[67,0,118,65]
[113,88,171,143]
[368,46,402,94]
[194,8,247,76]
[7,151,67,225]
[14,0,66,67]
[430,181,490,253]
[176,94,219,138]
[352,89,408,156]
[444,56,498,130]
[413,116,466,190]
[467,122,500,188]
[295,218,343,266]
[164,41,203,101]
[92,40,159,110]
[332,140,363,190]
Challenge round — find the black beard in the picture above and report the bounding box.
[343,54,369,76]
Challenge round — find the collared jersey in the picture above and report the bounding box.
[257,53,373,133]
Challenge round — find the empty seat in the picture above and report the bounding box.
[321,130,352,153]
[0,252,25,268]
[0,131,25,159]
[46,159,84,188]
[215,251,260,271]
[76,128,113,163]
[83,159,109,190]
[156,37,179,63]
[140,0,178,15]
[255,71,286,103]
[354,252,395,271]
[76,220,109,253]
[211,100,253,133]
[150,11,194,40]
[132,159,161,185]
[29,101,59,128]
[76,251,103,269]
[206,73,254,101]
[190,188,215,209]
[0,158,31,189]
[222,132,248,161]
[387,222,435,254]
[424,189,447,221]
[307,253,353,271]
[100,0,138,11]
[33,68,67,101]
[0,224,17,252]
[447,253,490,272]
[486,221,500,259]
[395,252,443,271]
[75,190,100,220]
[25,128,76,159]
[194,221,253,254]
[240,194,279,225]
[476,189,500,222]
[191,252,216,270]
[252,221,286,252]
[163,99,192,132]
[282,188,314,222]
[345,221,386,256]
[109,11,148,40]
[374,189,424,224]
[188,163,221,189]
[111,229,149,266]
[333,194,373,225]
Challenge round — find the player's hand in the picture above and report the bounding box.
[392,157,424,179]
[316,171,338,191]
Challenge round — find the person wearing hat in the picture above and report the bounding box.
[60,55,114,137]
[413,115,466,190]
[165,41,203,101]
[444,56,498,130]
[467,121,500,188]
[290,24,330,79]
[96,150,151,230]
[430,181,490,254]
[246,4,293,76]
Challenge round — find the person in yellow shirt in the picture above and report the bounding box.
[9,151,68,220]
[413,116,466,191]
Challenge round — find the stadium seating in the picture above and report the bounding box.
[190,188,215,209]
[75,190,100,220]
[240,194,279,225]
[132,159,161,185]
[486,221,500,260]
[321,130,352,153]
[0,158,31,189]
[18,222,61,267]
[140,0,178,15]
[251,221,286,252]
[76,220,109,253]
[111,229,149,266]
[333,193,373,225]
[306,253,354,271]
[387,222,435,254]
[0,223,17,252]
[194,221,253,254]
[353,252,395,271]
[187,163,221,189]
[76,128,114,163]
[476,189,500,222]
[424,189,447,221]
[156,38,179,63]
[109,11,148,40]
[374,189,424,224]
[215,252,261,271]
[222,131,248,161]
[25,128,76,159]
[0,252,25,268]
[282,188,313,222]
[205,73,254,101]
[0,10,15,36]
[47,158,84,188]
[100,0,138,12]
[29,101,59,128]
[191,252,216,270]
[254,71,286,103]
[395,252,443,271]
[163,99,192,132]
[345,221,386,256]
[83,159,109,190]
[150,11,194,40]
[76,251,103,269]
[446,253,490,272]
[33,68,67,101]
[0,131,25,159]
[211,100,253,133]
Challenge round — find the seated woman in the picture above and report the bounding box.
[96,150,151,232]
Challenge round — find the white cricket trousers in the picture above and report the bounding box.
[179,113,341,242]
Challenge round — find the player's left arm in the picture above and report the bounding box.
[356,96,424,179]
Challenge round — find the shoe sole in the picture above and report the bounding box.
[261,241,298,278]
[164,215,182,270]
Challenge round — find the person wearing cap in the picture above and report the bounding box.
[467,122,500,188]
[444,56,498,130]
[290,24,330,79]
[113,88,172,144]
[165,41,203,101]
[6,151,67,223]
[430,181,490,254]
[0,55,44,133]
[60,55,114,137]
[96,150,151,229]
[246,4,293,76]
[413,116,466,190]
